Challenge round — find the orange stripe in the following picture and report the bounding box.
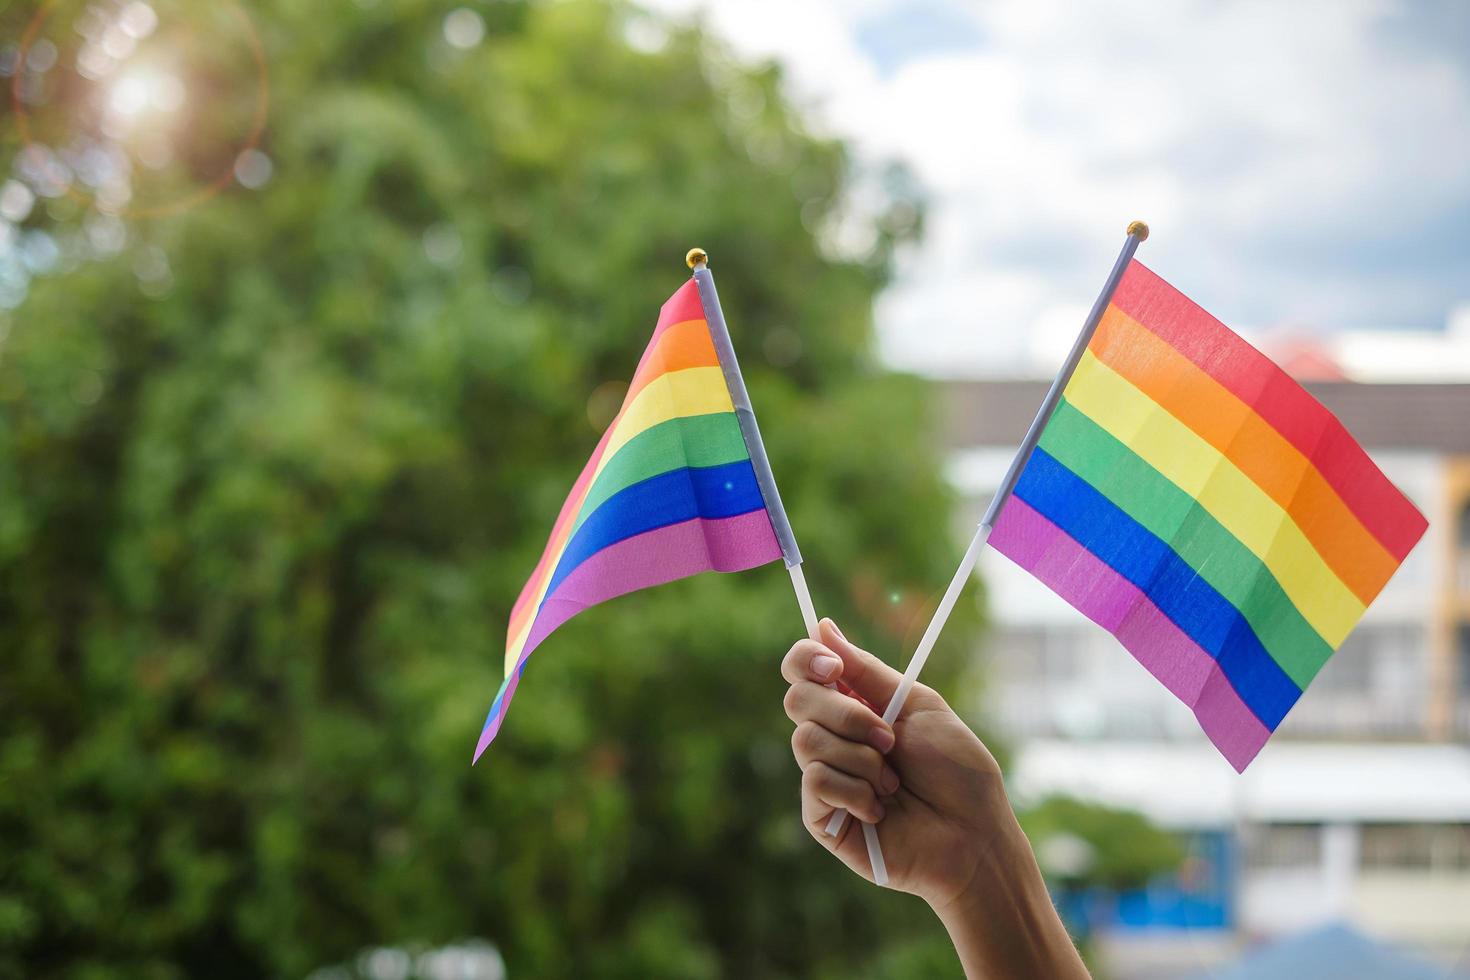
[651,279,707,341]
[506,285,714,651]
[506,428,613,638]
[626,318,718,403]
[1112,261,1425,560]
[506,320,720,644]
[1089,305,1399,604]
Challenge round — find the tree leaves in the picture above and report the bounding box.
[0,2,968,976]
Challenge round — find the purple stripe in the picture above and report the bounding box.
[1194,669,1270,772]
[472,510,782,762]
[993,498,1271,772]
[472,669,520,762]
[523,509,781,653]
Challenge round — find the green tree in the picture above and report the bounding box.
[0,1,977,976]
[1018,795,1185,975]
[1020,795,1184,893]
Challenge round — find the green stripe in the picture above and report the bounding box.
[1042,399,1334,687]
[572,412,751,535]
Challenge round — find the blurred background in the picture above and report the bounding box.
[0,0,1466,978]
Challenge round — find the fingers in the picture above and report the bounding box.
[781,638,844,686]
[792,721,900,795]
[819,619,902,711]
[781,639,874,710]
[802,761,885,824]
[784,681,895,753]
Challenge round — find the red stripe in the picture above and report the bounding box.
[625,317,720,404]
[507,281,711,640]
[650,279,706,342]
[506,425,614,636]
[1111,261,1427,559]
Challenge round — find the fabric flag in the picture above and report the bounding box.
[990,260,1427,771]
[475,278,789,761]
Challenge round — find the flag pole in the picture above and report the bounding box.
[823,220,1151,841]
[688,249,890,886]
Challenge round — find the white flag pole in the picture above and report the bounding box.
[689,249,890,886]
[823,221,1151,842]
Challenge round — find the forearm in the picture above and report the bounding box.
[930,817,1090,979]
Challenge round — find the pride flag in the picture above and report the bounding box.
[475,275,792,761]
[990,260,1427,771]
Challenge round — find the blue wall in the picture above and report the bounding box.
[1059,830,1234,934]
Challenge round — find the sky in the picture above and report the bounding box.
[640,0,1470,377]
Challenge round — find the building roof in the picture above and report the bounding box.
[1011,741,1470,828]
[942,380,1470,454]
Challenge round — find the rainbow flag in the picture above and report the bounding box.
[990,260,1427,771]
[475,276,792,761]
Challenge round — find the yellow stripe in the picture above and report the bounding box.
[1090,306,1397,602]
[1065,351,1363,645]
[503,365,736,673]
[506,615,532,673]
[602,365,734,464]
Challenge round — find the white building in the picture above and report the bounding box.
[942,358,1470,968]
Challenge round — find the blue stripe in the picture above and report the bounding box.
[479,667,514,734]
[543,459,766,600]
[1015,449,1301,729]
[482,670,514,729]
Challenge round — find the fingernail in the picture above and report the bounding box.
[880,766,900,795]
[869,801,886,823]
[829,620,847,641]
[811,654,841,681]
[869,726,895,754]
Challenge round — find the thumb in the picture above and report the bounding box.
[819,619,902,713]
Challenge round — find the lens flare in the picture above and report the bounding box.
[107,67,183,120]
[13,0,270,219]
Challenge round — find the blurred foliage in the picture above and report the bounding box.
[1020,794,1185,892]
[1019,796,1186,976]
[0,0,980,977]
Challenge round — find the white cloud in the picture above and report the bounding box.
[646,0,1470,375]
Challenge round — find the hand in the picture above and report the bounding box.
[781,618,1006,906]
[783,619,1089,979]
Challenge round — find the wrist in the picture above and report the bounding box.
[923,775,1034,913]
[928,804,1042,922]
[928,809,1088,979]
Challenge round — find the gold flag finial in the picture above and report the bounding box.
[686,247,708,269]
[1126,220,1150,241]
